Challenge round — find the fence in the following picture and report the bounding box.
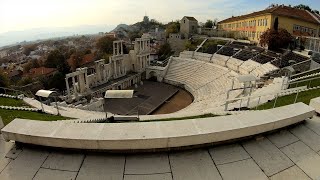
[225,76,320,111]
[304,37,320,53]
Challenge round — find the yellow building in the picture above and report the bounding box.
[218,5,320,43]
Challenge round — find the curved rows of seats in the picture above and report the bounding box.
[271,52,309,68]
[1,103,314,151]
[233,50,257,61]
[164,57,242,114]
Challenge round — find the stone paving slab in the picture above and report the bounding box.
[305,116,320,135]
[5,145,22,160]
[290,125,320,152]
[33,168,77,180]
[124,173,173,180]
[0,134,4,141]
[217,159,268,180]
[42,152,85,172]
[0,148,49,180]
[77,154,125,180]
[281,141,320,179]
[125,153,170,174]
[267,130,299,148]
[0,140,14,158]
[209,144,250,165]
[269,165,311,180]
[169,149,222,180]
[0,158,11,173]
[242,138,294,176]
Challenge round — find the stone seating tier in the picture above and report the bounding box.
[217,46,237,57]
[1,103,314,151]
[233,50,256,61]
[252,54,275,64]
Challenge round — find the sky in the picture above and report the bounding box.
[0,0,320,34]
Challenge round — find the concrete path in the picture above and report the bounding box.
[1,116,320,179]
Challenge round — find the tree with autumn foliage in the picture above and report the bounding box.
[260,28,293,51]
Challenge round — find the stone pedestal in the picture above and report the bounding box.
[309,97,320,114]
[0,116,4,129]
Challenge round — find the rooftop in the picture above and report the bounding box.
[219,5,320,25]
[184,16,198,22]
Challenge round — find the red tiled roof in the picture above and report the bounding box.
[219,6,320,25]
[67,53,96,70]
[29,67,57,76]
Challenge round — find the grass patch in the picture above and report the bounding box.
[289,78,320,89]
[255,88,320,110]
[0,97,29,107]
[0,109,69,125]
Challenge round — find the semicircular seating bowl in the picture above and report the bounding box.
[1,51,311,152]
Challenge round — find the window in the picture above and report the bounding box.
[265,19,268,26]
[184,20,185,23]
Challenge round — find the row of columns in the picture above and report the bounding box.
[308,38,320,52]
[65,69,89,99]
[113,60,126,78]
[113,41,124,56]
[136,39,150,52]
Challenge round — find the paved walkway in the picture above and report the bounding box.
[1,115,320,179]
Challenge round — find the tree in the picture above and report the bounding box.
[41,72,66,91]
[158,43,173,60]
[165,21,180,38]
[24,59,40,73]
[0,71,9,87]
[260,28,293,51]
[128,31,142,41]
[204,20,214,28]
[23,44,37,56]
[96,36,116,54]
[45,50,70,74]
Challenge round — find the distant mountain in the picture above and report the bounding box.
[110,24,130,32]
[0,24,115,47]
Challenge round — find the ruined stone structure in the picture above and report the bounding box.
[65,38,150,102]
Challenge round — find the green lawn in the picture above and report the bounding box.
[0,109,69,125]
[255,88,320,110]
[0,97,29,107]
[289,78,320,89]
[0,97,69,125]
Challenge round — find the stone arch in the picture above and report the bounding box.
[147,71,158,81]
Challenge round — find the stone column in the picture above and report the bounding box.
[113,42,116,55]
[85,71,89,90]
[72,76,78,98]
[79,73,85,93]
[121,41,123,55]
[114,61,117,78]
[65,77,70,97]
